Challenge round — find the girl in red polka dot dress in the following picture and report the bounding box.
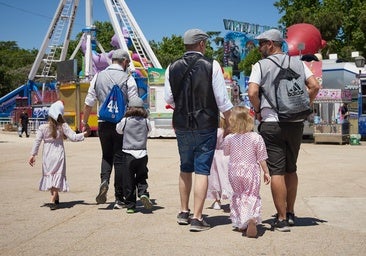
[223,106,271,238]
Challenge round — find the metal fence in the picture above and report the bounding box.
[0,117,47,134]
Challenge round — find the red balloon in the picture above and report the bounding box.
[286,23,326,56]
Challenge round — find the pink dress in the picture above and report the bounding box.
[30,123,84,192]
[207,129,233,201]
[223,132,268,230]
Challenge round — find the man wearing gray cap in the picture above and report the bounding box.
[164,28,233,232]
[82,49,138,207]
[248,29,320,232]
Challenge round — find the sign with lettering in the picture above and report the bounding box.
[223,19,284,37]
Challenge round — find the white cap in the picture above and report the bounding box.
[256,29,284,42]
[48,100,64,120]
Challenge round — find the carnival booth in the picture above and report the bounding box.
[313,89,352,144]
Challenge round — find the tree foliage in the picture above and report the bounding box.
[274,0,366,59]
[239,48,262,76]
[150,33,218,69]
[0,41,36,97]
[5,1,366,98]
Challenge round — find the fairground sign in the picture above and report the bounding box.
[223,19,284,37]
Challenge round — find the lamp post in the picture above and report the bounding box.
[355,56,365,137]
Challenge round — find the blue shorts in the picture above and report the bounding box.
[175,128,217,176]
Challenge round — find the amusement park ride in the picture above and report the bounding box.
[0,0,168,136]
[2,1,366,141]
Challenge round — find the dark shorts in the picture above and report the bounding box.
[175,128,217,176]
[259,122,303,176]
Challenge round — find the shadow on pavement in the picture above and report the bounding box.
[41,200,88,210]
[96,198,164,214]
[262,215,327,229]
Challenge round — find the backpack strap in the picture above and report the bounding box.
[122,118,127,132]
[103,71,130,105]
[170,54,202,98]
[104,71,129,90]
[258,58,280,112]
[267,55,289,69]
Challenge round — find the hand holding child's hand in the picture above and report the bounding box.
[29,156,36,167]
[263,172,271,185]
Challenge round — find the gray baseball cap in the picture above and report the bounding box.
[112,49,130,60]
[255,29,284,42]
[128,96,144,108]
[183,28,209,44]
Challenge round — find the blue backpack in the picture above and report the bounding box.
[98,72,128,123]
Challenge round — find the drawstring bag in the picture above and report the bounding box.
[98,72,127,123]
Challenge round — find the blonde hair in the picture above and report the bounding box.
[229,106,254,133]
[219,116,226,129]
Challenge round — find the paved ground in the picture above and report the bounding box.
[0,131,365,256]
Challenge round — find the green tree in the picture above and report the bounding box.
[0,41,36,97]
[150,35,185,69]
[150,33,219,69]
[274,0,366,59]
[207,31,225,66]
[239,48,262,76]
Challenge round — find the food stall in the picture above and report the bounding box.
[313,89,352,144]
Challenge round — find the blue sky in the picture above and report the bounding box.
[0,0,282,50]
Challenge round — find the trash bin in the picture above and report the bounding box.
[349,134,361,145]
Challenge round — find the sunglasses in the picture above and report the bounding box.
[259,40,270,47]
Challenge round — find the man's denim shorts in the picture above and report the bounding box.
[175,128,217,176]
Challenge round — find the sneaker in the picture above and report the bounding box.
[177,210,190,225]
[50,203,57,211]
[140,195,153,209]
[211,201,221,210]
[95,180,108,204]
[190,218,211,232]
[287,212,295,226]
[126,208,135,214]
[114,200,125,209]
[273,219,291,232]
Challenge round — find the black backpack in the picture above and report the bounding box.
[259,56,312,121]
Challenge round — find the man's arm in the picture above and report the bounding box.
[306,75,321,105]
[81,104,92,133]
[248,82,262,121]
[82,74,98,133]
[127,76,138,99]
[248,82,261,113]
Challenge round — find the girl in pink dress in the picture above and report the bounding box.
[29,101,88,210]
[207,115,233,210]
[223,106,270,238]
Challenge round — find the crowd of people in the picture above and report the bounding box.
[28,28,320,238]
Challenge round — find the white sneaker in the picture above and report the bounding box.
[211,201,221,210]
[140,195,153,209]
[113,200,124,209]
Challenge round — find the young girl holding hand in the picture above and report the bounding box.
[223,106,270,238]
[29,100,88,210]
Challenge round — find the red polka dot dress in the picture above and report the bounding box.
[223,132,268,230]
